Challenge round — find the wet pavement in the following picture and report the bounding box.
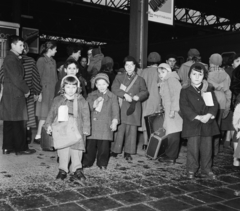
[0,122,240,211]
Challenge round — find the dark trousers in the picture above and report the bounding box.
[213,109,224,156]
[165,132,180,159]
[187,136,212,174]
[111,123,137,154]
[3,121,28,152]
[83,139,110,167]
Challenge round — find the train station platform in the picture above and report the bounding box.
[0,121,240,211]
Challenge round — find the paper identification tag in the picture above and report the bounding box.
[120,84,127,91]
[58,105,69,121]
[202,92,214,106]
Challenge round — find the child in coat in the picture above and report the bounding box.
[111,56,149,161]
[83,73,119,169]
[180,62,219,179]
[45,75,90,180]
[157,63,182,163]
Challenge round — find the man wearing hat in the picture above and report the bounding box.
[139,52,161,150]
[178,48,207,86]
[208,53,231,156]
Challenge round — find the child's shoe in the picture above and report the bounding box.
[233,158,240,166]
[99,166,107,170]
[74,168,86,181]
[56,169,67,180]
[201,172,216,180]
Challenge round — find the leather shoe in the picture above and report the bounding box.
[99,166,107,170]
[74,168,86,181]
[110,152,118,158]
[3,149,12,154]
[82,164,92,168]
[16,149,36,155]
[34,138,41,144]
[124,152,133,161]
[158,155,176,164]
[56,169,67,180]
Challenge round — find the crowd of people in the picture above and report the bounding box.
[0,35,240,182]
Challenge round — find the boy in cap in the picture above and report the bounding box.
[111,56,149,160]
[207,53,231,156]
[83,73,119,169]
[139,52,161,150]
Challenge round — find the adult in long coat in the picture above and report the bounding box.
[139,52,161,150]
[111,56,149,160]
[22,43,42,143]
[34,41,58,143]
[0,36,31,155]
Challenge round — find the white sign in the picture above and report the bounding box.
[148,0,174,26]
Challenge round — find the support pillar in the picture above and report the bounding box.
[129,0,148,69]
[12,0,21,25]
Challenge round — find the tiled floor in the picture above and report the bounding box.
[0,124,240,211]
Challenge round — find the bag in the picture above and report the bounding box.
[52,116,82,149]
[41,127,54,151]
[118,75,138,107]
[144,112,165,138]
[146,134,168,159]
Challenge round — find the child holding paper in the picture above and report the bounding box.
[180,62,219,179]
[44,75,90,181]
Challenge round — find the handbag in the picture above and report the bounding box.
[52,96,82,149]
[52,116,82,149]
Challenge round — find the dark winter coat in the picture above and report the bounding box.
[180,82,220,138]
[0,51,29,121]
[111,72,149,126]
[87,90,119,140]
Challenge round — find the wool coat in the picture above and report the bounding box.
[139,66,161,131]
[180,82,220,138]
[22,55,42,128]
[44,94,90,150]
[36,55,58,119]
[159,72,183,135]
[87,90,119,140]
[0,51,29,121]
[111,72,149,126]
[207,68,231,110]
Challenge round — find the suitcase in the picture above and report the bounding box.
[144,112,165,138]
[146,133,168,159]
[41,127,54,151]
